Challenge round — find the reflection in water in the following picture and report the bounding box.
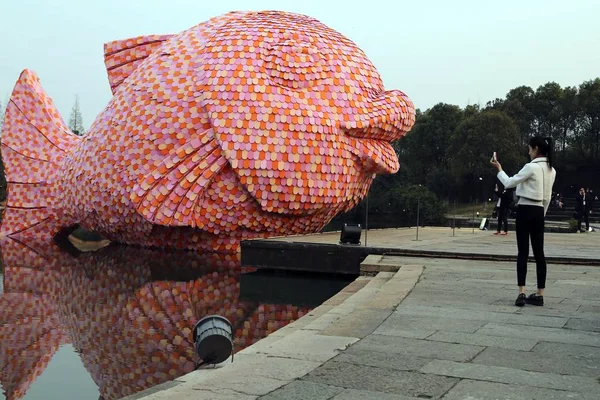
[0,238,313,400]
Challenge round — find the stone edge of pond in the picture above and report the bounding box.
[122,258,423,400]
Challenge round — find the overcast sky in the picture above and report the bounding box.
[1,0,599,129]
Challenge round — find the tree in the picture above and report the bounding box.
[449,110,522,200]
[425,169,457,201]
[577,79,600,161]
[501,86,536,145]
[532,82,562,141]
[485,98,505,109]
[556,86,579,158]
[68,95,85,135]
[463,104,480,119]
[388,185,447,225]
[396,103,464,187]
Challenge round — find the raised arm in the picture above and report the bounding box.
[497,164,534,189]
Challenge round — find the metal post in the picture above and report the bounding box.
[365,194,368,247]
[472,196,475,234]
[415,197,420,241]
[452,199,456,237]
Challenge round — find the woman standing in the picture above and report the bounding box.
[493,185,514,236]
[490,137,556,307]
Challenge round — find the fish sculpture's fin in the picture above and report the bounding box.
[104,34,174,94]
[130,134,229,227]
[0,69,81,240]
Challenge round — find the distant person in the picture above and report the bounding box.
[576,187,591,233]
[587,188,596,212]
[493,183,501,227]
[493,183,501,214]
[494,183,500,201]
[557,193,564,209]
[490,137,556,307]
[493,187,513,236]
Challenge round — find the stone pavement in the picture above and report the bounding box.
[268,227,600,262]
[130,256,600,400]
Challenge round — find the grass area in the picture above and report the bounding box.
[446,202,496,218]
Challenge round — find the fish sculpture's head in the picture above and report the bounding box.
[181,11,416,216]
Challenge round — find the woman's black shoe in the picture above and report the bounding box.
[526,293,544,306]
[515,293,526,307]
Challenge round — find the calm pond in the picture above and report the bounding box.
[0,238,351,400]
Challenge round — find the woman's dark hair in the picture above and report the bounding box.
[529,136,553,169]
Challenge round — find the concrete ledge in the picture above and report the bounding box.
[360,254,407,274]
[131,257,424,400]
[241,228,600,275]
[121,381,181,400]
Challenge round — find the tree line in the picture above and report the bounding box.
[376,78,600,204]
[334,77,600,227]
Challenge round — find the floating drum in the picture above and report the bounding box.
[193,315,234,365]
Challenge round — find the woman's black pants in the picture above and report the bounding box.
[516,205,546,289]
[497,207,508,232]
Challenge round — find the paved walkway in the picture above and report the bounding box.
[268,227,600,261]
[132,256,600,400]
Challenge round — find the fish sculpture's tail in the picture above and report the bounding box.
[0,70,81,240]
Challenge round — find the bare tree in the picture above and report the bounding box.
[68,95,85,135]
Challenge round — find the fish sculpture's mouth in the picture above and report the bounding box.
[344,91,415,143]
[341,89,415,176]
[344,134,400,176]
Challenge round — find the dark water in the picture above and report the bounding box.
[0,238,351,400]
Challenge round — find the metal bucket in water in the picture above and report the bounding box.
[192,315,233,365]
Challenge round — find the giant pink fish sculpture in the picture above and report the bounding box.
[0,11,415,252]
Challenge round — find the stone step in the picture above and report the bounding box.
[360,255,405,274]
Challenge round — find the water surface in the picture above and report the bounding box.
[0,238,350,400]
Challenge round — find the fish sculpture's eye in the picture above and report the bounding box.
[261,39,332,90]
